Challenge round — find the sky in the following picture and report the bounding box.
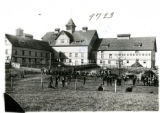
[0,0,160,111]
[1,0,159,62]
[1,0,160,39]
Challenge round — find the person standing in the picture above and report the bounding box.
[48,75,53,88]
[83,76,86,85]
[55,75,58,87]
[62,76,65,87]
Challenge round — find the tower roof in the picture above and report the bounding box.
[66,18,76,27]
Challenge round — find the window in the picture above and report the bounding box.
[5,49,8,54]
[142,53,144,56]
[108,60,111,64]
[61,39,64,43]
[81,59,84,64]
[15,57,17,62]
[29,58,31,63]
[14,50,17,55]
[29,51,31,56]
[100,60,102,64]
[143,60,146,64]
[130,53,132,56]
[101,51,104,58]
[22,58,25,63]
[81,53,84,57]
[35,52,37,57]
[103,60,105,65]
[22,50,25,56]
[6,56,9,60]
[127,60,129,63]
[75,53,78,57]
[101,54,104,59]
[5,40,7,43]
[46,53,48,57]
[127,54,129,56]
[133,54,135,56]
[69,53,72,57]
[69,59,72,63]
[109,54,112,59]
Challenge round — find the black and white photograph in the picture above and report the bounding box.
[1,0,159,112]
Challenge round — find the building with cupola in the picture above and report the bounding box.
[42,18,99,66]
[41,18,157,68]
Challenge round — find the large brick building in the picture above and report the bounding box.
[5,28,53,67]
[42,19,157,68]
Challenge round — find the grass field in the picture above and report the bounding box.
[6,74,159,111]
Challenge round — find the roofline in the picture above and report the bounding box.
[97,49,155,51]
[99,36,156,39]
[52,45,89,47]
[12,46,53,52]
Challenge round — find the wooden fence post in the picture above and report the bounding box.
[115,79,117,93]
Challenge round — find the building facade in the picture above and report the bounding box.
[42,19,98,66]
[5,28,53,67]
[42,19,157,68]
[94,34,157,68]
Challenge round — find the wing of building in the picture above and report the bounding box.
[42,19,157,68]
[93,34,157,68]
[5,28,53,68]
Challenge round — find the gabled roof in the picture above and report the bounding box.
[41,32,58,45]
[97,37,156,51]
[66,18,76,27]
[131,61,143,67]
[5,34,53,52]
[55,30,74,42]
[42,30,97,46]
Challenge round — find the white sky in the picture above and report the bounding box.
[0,0,160,111]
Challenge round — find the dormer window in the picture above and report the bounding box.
[60,39,64,43]
[134,42,142,47]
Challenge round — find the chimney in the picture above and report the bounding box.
[117,34,131,39]
[82,27,88,32]
[55,28,60,34]
[24,33,33,40]
[16,28,24,37]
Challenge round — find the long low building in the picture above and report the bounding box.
[93,34,157,68]
[5,28,53,68]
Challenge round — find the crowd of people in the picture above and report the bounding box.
[40,67,159,89]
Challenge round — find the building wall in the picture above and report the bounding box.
[53,46,88,65]
[88,34,98,61]
[11,47,51,67]
[5,37,12,63]
[96,50,152,68]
